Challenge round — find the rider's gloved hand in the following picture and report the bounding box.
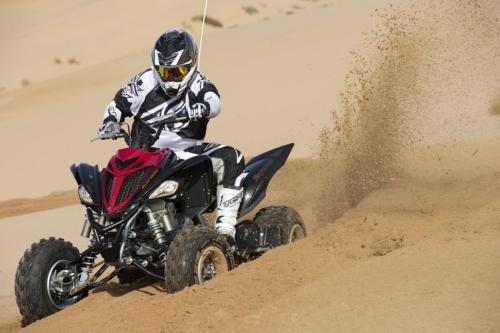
[187,103,208,120]
[98,122,121,140]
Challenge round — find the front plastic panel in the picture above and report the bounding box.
[70,163,102,207]
[103,147,168,215]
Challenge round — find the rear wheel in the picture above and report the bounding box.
[164,226,234,293]
[253,206,306,245]
[15,238,85,326]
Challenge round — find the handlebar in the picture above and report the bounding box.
[90,133,116,142]
[90,114,188,145]
[149,115,188,126]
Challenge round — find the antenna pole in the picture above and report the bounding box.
[197,0,209,70]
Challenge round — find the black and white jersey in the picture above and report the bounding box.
[102,68,221,150]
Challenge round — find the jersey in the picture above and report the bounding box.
[101,68,221,150]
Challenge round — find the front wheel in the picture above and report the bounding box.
[253,206,307,245]
[15,238,85,326]
[164,226,235,293]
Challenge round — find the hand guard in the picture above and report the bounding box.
[98,122,121,140]
[187,103,208,120]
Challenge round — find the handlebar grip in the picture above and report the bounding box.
[90,132,121,142]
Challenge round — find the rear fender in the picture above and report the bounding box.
[238,143,294,218]
[70,163,102,206]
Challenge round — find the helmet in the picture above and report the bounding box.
[151,29,198,97]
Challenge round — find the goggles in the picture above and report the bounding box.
[157,64,191,82]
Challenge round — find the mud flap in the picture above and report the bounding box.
[235,220,281,257]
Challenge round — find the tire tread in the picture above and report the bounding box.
[164,227,234,293]
[253,206,307,245]
[14,237,79,326]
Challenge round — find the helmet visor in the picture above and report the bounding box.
[157,64,191,82]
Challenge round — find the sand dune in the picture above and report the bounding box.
[14,175,500,333]
[0,0,320,93]
[0,191,77,220]
[0,0,499,331]
[0,0,383,201]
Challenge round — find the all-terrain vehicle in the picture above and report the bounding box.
[14,115,306,325]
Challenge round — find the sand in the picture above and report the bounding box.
[0,0,499,332]
[0,0,382,201]
[0,191,77,220]
[3,171,499,333]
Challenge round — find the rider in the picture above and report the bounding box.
[98,29,245,239]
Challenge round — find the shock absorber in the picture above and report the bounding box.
[147,219,168,263]
[144,201,176,260]
[82,251,97,271]
[80,249,97,283]
[81,211,104,238]
[147,218,168,246]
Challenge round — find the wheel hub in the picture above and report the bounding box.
[47,260,80,309]
[202,261,216,281]
[51,269,76,293]
[196,246,228,284]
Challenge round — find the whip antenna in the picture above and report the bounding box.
[197,0,209,70]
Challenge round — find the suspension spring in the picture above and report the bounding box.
[147,219,167,246]
[81,250,97,273]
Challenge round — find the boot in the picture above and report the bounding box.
[215,186,244,239]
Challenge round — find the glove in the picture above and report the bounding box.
[187,103,208,120]
[98,122,121,139]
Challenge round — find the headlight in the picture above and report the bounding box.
[149,180,179,199]
[78,185,94,205]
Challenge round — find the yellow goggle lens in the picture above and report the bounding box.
[158,65,190,82]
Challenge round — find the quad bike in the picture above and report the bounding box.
[14,114,306,325]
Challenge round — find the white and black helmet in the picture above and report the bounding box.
[151,29,198,97]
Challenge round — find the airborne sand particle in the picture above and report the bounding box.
[316,0,500,226]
